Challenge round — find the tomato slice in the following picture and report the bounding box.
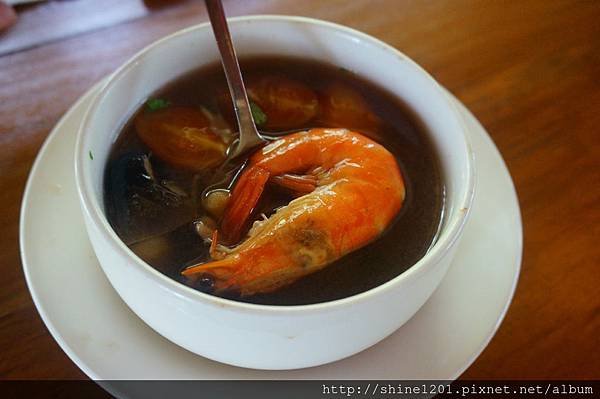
[218,75,319,131]
[247,75,319,130]
[135,107,227,171]
[317,83,381,136]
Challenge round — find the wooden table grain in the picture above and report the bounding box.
[1,0,598,381]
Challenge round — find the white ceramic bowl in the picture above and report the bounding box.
[75,16,474,370]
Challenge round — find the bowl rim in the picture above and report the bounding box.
[75,15,475,314]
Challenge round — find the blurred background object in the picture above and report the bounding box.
[0,0,185,54]
[5,0,46,3]
[1,0,48,32]
[0,1,17,32]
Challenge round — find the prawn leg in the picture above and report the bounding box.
[271,173,317,197]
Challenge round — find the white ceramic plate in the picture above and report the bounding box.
[20,81,521,381]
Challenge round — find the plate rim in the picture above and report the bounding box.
[19,82,522,381]
[446,94,523,379]
[19,83,106,380]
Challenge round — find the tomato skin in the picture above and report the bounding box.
[316,83,381,136]
[218,76,319,131]
[247,76,319,130]
[134,107,227,171]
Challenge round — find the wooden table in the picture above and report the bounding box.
[1,0,598,381]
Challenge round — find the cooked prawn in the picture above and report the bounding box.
[182,128,405,296]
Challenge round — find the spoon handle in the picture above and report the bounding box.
[205,0,264,158]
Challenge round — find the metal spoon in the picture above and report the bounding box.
[205,0,266,160]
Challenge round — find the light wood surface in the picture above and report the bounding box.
[1,0,598,380]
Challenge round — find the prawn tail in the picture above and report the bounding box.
[220,165,270,244]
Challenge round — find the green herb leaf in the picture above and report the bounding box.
[250,101,267,126]
[89,150,94,160]
[146,98,170,112]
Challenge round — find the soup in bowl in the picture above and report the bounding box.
[75,16,474,370]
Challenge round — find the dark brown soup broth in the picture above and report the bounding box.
[104,57,444,305]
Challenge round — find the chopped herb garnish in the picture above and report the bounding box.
[89,150,94,160]
[146,98,170,112]
[250,101,268,126]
